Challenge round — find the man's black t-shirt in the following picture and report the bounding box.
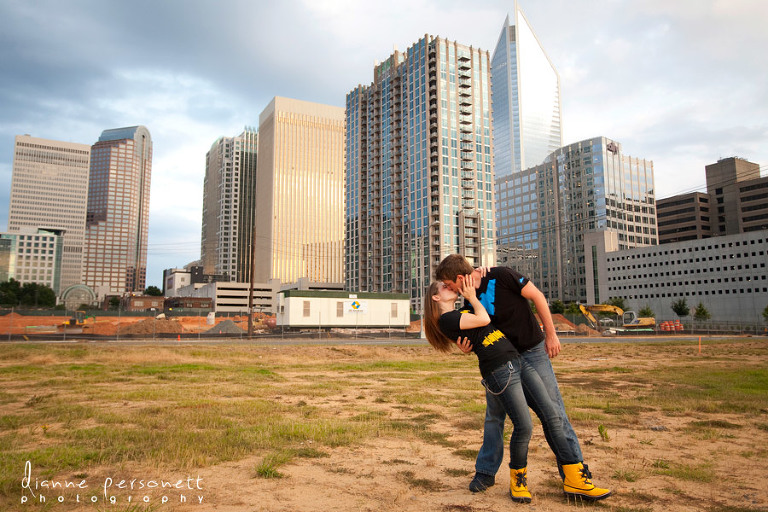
[438,309,519,379]
[462,267,544,352]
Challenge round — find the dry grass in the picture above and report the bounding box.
[0,338,766,511]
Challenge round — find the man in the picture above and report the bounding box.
[435,254,610,501]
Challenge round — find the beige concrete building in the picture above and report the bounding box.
[705,157,766,235]
[0,228,64,293]
[656,192,712,243]
[254,97,345,285]
[8,135,90,291]
[657,157,767,243]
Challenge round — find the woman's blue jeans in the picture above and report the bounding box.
[476,341,582,475]
[483,358,533,470]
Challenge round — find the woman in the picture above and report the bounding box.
[424,274,581,503]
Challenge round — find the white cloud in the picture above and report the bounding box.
[1,0,767,286]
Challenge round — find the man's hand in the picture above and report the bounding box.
[545,332,561,358]
[456,336,473,354]
[475,266,491,278]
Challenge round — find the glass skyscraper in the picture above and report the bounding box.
[496,137,657,302]
[83,126,152,297]
[346,36,495,310]
[492,4,562,178]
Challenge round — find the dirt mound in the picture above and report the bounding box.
[86,321,118,336]
[552,313,577,329]
[204,319,245,335]
[117,318,183,335]
[575,323,601,336]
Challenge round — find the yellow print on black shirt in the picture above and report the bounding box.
[482,329,504,347]
[458,310,503,348]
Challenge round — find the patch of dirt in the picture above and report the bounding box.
[4,341,767,512]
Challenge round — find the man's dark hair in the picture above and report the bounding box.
[435,254,474,281]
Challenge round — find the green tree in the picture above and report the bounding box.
[693,302,711,322]
[607,297,627,311]
[0,279,21,306]
[108,296,121,310]
[19,282,56,308]
[0,281,56,308]
[565,302,581,315]
[671,298,689,318]
[764,305,768,324]
[144,286,163,297]
[549,299,565,314]
[639,306,654,318]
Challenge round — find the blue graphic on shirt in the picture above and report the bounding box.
[519,277,525,284]
[478,278,497,316]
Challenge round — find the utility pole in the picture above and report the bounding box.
[247,222,257,338]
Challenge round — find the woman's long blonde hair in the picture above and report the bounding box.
[423,282,455,352]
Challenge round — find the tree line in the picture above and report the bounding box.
[0,280,164,309]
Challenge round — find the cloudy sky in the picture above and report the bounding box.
[1,0,766,287]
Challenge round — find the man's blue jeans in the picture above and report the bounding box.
[475,340,583,477]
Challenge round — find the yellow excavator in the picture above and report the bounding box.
[578,304,655,333]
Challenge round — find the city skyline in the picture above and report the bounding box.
[1,0,766,287]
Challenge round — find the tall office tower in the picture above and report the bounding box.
[8,135,90,293]
[83,126,152,298]
[492,5,562,179]
[705,157,766,234]
[346,36,495,309]
[496,137,656,302]
[253,97,345,285]
[200,128,257,281]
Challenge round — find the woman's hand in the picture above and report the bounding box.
[457,273,476,300]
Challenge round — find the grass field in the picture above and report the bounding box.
[0,338,766,511]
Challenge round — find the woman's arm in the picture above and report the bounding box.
[457,274,491,330]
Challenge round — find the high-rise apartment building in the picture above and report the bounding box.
[253,97,345,285]
[496,137,657,302]
[346,36,495,309]
[83,126,152,297]
[8,135,90,292]
[200,128,257,282]
[492,5,562,179]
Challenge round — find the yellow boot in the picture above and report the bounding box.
[510,467,532,503]
[562,463,611,501]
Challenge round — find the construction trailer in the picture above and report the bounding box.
[276,290,410,329]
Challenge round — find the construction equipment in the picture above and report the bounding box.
[578,304,655,333]
[58,311,91,331]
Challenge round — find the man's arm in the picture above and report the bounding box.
[521,281,561,358]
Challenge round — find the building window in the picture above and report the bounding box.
[303,301,310,317]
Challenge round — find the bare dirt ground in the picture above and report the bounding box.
[190,343,767,512]
[5,340,767,512]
